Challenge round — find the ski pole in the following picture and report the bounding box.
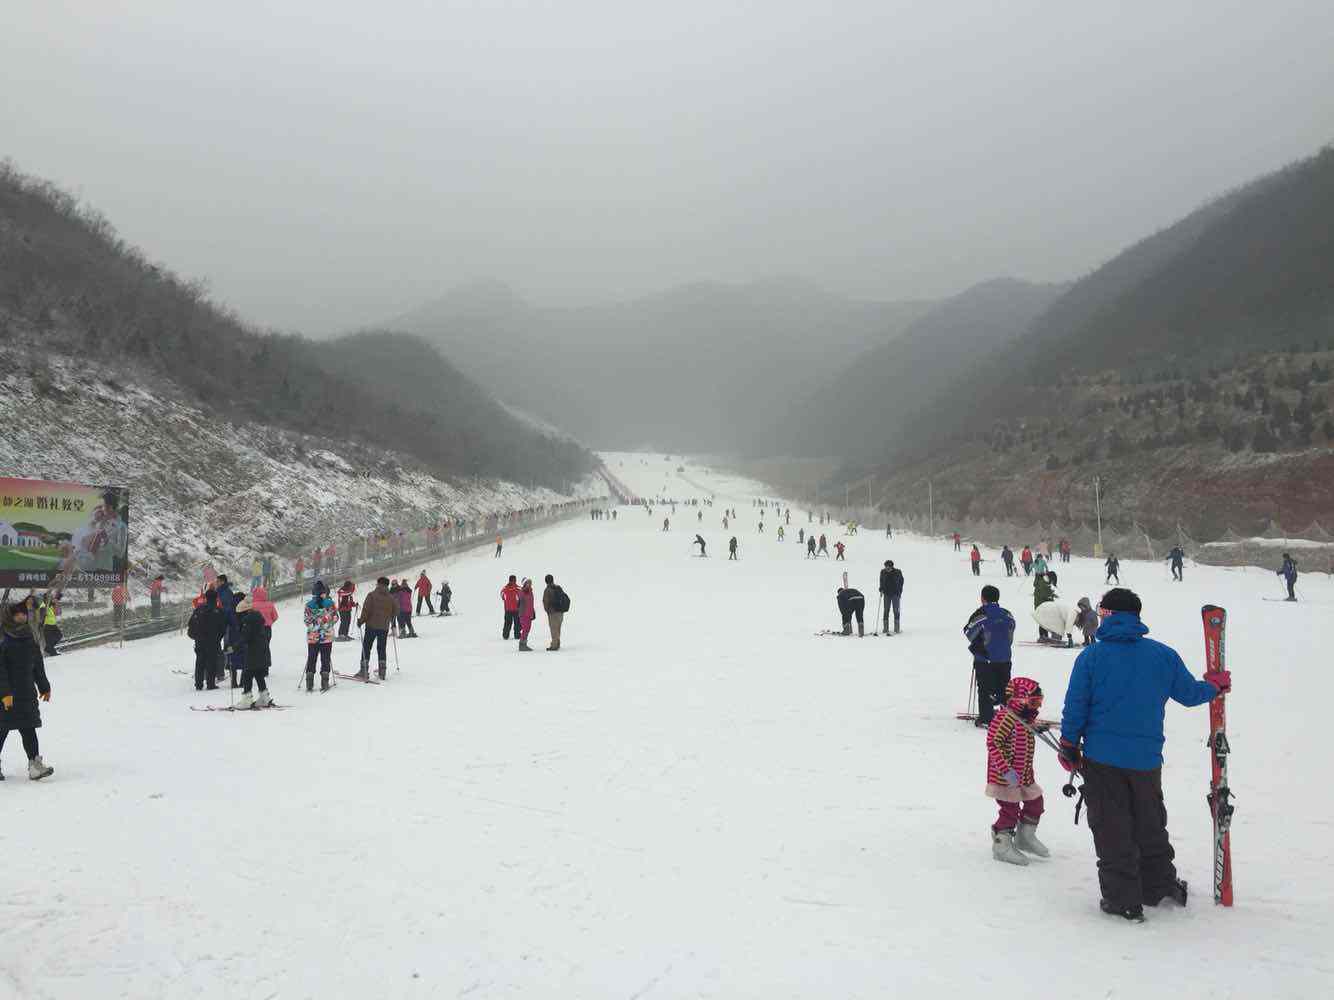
[392,626,400,672]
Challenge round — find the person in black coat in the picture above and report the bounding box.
[836,587,866,636]
[436,580,452,616]
[1,601,54,780]
[878,560,904,634]
[234,595,273,708]
[188,590,227,691]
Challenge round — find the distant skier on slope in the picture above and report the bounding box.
[806,536,817,558]
[986,677,1049,866]
[970,544,982,577]
[1020,546,1033,576]
[728,537,738,561]
[1165,546,1185,582]
[436,580,452,616]
[1001,546,1015,577]
[953,532,961,552]
[1059,588,1229,921]
[836,586,865,637]
[834,541,846,561]
[777,525,785,541]
[1277,552,1298,601]
[1104,553,1120,584]
[694,535,707,557]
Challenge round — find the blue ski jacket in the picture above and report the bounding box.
[964,603,1015,665]
[1061,612,1218,770]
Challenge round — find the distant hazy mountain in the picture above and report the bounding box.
[756,277,1064,460]
[391,279,932,452]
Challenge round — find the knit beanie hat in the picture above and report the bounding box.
[1099,588,1142,615]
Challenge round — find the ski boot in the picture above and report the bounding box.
[841,624,852,636]
[320,672,330,692]
[857,622,864,637]
[256,690,273,708]
[377,662,387,680]
[519,640,532,652]
[355,660,370,680]
[237,691,256,710]
[305,671,315,692]
[991,828,1029,866]
[1145,879,1188,907]
[28,756,54,781]
[1014,821,1050,858]
[1100,899,1145,922]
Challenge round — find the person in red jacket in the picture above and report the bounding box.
[953,532,962,552]
[414,571,435,616]
[500,575,521,641]
[110,582,128,628]
[336,580,357,640]
[1020,546,1034,576]
[970,544,983,577]
[834,540,846,561]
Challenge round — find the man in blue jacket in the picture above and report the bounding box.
[1059,588,1231,922]
[963,585,1015,727]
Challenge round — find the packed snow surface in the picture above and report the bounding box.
[6,454,1329,998]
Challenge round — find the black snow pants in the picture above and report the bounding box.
[305,642,332,678]
[1080,758,1179,910]
[361,628,388,665]
[503,610,520,639]
[338,610,352,637]
[973,660,1011,725]
[194,646,219,689]
[0,727,40,760]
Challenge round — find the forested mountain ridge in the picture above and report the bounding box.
[0,162,594,491]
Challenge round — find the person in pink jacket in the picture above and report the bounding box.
[517,578,536,652]
[393,579,418,638]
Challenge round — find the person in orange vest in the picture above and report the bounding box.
[414,571,435,615]
[111,582,128,628]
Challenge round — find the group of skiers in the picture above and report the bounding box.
[499,574,570,651]
[964,581,1231,920]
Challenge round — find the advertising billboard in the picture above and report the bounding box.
[0,479,129,589]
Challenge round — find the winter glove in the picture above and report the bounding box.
[1002,768,1020,787]
[40,691,50,702]
[1058,739,1082,773]
[1,695,11,710]
[1204,669,1232,694]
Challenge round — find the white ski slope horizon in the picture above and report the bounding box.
[5,452,1330,998]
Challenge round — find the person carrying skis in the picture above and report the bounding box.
[834,541,846,561]
[1277,552,1298,601]
[303,581,338,692]
[694,534,707,557]
[517,578,536,652]
[436,580,452,616]
[1020,546,1033,576]
[336,580,357,639]
[415,571,435,615]
[500,576,522,639]
[187,589,226,691]
[0,600,54,781]
[1059,588,1230,921]
[963,585,1015,728]
[970,544,982,577]
[1001,546,1015,577]
[879,560,903,634]
[806,536,817,558]
[836,586,866,636]
[1104,553,1120,584]
[357,577,395,679]
[986,677,1049,866]
[728,537,738,561]
[1166,546,1185,582]
[234,594,273,708]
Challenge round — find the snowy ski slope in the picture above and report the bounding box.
[4,453,1330,998]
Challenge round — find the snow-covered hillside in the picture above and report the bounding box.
[4,454,1329,997]
[0,350,606,587]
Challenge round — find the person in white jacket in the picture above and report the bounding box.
[1032,600,1080,647]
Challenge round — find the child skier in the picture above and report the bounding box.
[987,677,1049,865]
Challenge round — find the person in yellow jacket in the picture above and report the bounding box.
[39,597,60,657]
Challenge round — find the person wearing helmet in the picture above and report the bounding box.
[986,677,1048,865]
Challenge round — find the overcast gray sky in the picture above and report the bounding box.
[5,1,1333,333]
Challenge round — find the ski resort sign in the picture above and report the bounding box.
[0,478,129,589]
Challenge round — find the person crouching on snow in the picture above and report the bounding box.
[986,677,1048,865]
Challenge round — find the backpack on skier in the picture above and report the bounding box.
[551,586,571,613]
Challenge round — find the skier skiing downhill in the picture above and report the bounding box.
[1277,553,1298,600]
[0,600,55,781]
[1105,553,1120,584]
[1166,546,1185,581]
[964,586,1015,727]
[987,677,1049,866]
[694,534,707,557]
[1059,588,1230,921]
[303,581,338,692]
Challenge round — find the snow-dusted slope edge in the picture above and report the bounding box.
[0,350,605,585]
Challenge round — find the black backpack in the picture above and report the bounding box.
[187,606,204,640]
[553,586,571,613]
